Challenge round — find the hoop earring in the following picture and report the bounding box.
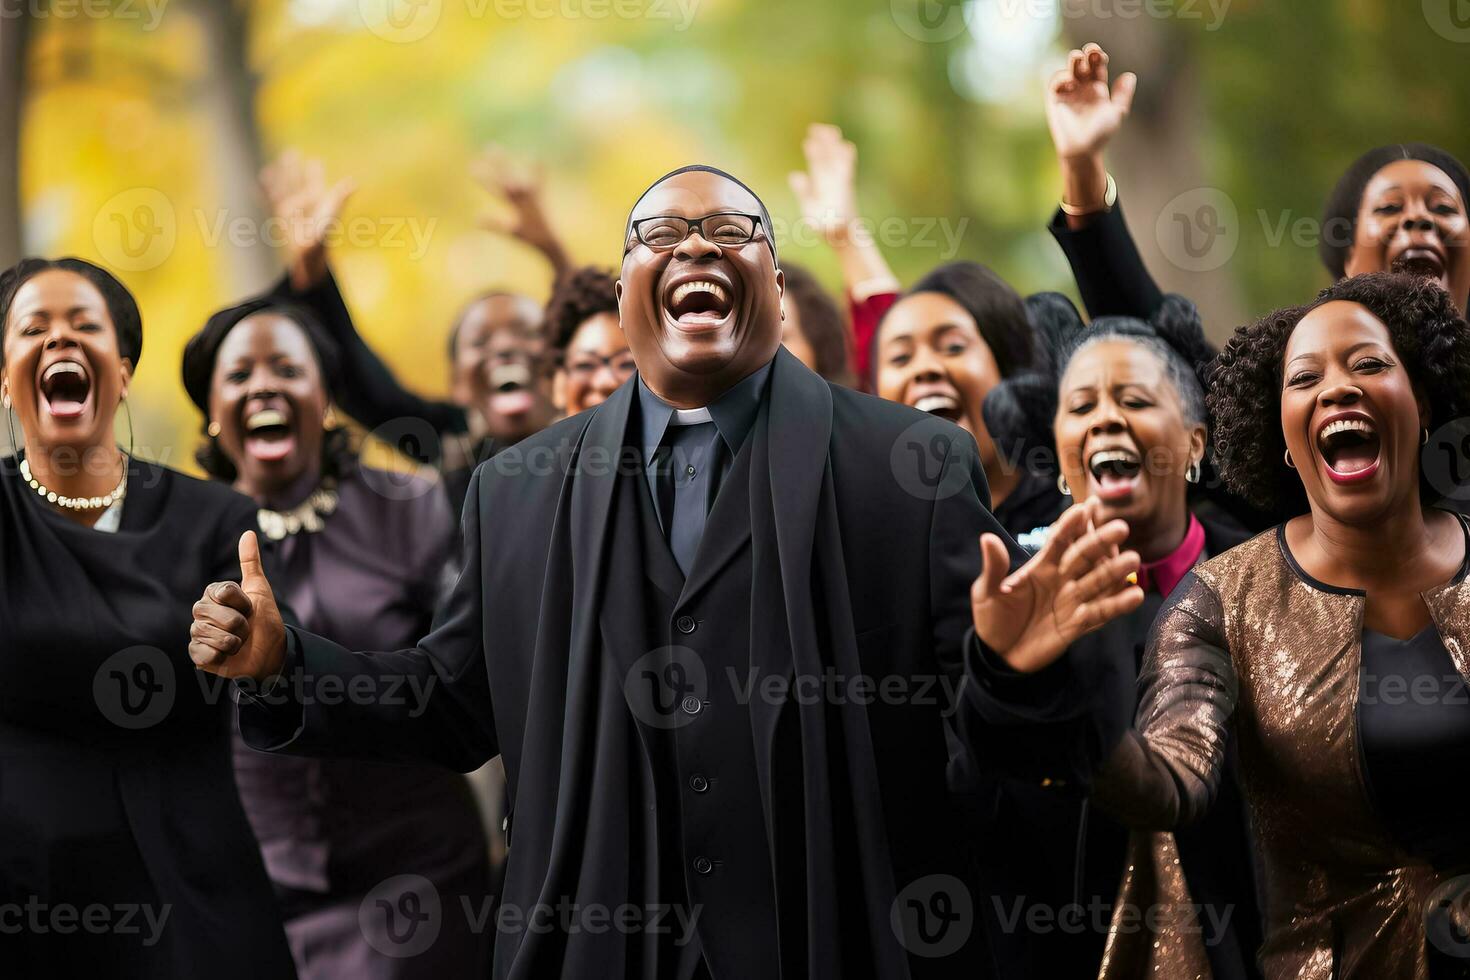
[1284,449,1295,469]
[1422,428,1430,446]
[1186,460,1202,484]
[1057,473,1071,496]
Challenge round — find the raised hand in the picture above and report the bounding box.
[1045,42,1136,163]
[190,531,287,682]
[260,150,356,291]
[472,145,569,275]
[971,498,1143,674]
[789,123,860,247]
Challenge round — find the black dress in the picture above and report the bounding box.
[0,455,296,978]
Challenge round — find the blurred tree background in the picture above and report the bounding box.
[3,0,1468,466]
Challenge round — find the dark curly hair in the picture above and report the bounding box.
[1209,271,1470,516]
[1319,143,1470,280]
[982,292,1216,479]
[782,263,854,387]
[181,297,354,485]
[0,257,143,367]
[545,266,619,352]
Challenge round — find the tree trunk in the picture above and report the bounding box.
[0,10,30,272]
[194,0,275,297]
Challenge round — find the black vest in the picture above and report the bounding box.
[608,429,780,979]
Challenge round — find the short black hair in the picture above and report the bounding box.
[545,266,619,352]
[1209,271,1470,516]
[1319,143,1470,279]
[983,292,1215,478]
[624,164,778,266]
[181,297,351,483]
[0,257,143,367]
[874,262,1034,390]
[444,290,541,361]
[781,262,854,386]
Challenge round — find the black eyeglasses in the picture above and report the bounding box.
[625,212,767,253]
[564,351,637,380]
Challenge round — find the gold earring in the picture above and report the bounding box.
[207,420,222,438]
[324,405,340,430]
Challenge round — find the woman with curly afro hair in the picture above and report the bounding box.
[1002,272,1470,978]
[546,266,634,416]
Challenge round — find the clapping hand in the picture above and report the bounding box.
[971,498,1143,674]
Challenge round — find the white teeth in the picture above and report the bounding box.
[1089,448,1140,468]
[670,280,729,306]
[1318,418,1375,446]
[915,395,959,414]
[42,361,87,383]
[246,409,287,431]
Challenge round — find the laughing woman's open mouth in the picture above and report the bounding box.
[243,407,297,463]
[1317,412,1381,484]
[38,359,93,422]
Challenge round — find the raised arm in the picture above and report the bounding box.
[1091,573,1237,828]
[261,151,468,451]
[191,469,498,773]
[789,124,900,386]
[472,144,573,283]
[1045,42,1164,319]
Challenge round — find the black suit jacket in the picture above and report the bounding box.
[240,348,1046,979]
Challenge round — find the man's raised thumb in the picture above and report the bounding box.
[239,530,268,591]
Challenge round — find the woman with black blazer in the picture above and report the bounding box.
[0,257,295,977]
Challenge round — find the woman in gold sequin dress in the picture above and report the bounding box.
[996,271,1470,979]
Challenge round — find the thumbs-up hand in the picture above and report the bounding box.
[190,531,287,681]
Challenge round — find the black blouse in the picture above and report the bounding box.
[1358,516,1470,869]
[0,455,295,977]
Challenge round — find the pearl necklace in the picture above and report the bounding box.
[20,455,127,511]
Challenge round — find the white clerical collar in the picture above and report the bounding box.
[669,406,712,426]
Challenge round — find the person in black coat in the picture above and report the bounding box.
[967,291,1262,978]
[192,164,1148,980]
[0,257,295,978]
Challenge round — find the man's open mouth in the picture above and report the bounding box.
[662,277,734,329]
[1088,447,1143,501]
[1317,412,1380,484]
[487,362,535,417]
[243,407,296,463]
[38,359,93,422]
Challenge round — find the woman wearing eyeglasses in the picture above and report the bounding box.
[546,266,635,417]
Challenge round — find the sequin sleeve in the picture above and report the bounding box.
[1092,572,1237,829]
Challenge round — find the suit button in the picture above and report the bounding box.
[675,615,697,634]
[693,856,713,875]
[689,774,709,793]
[680,695,703,716]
